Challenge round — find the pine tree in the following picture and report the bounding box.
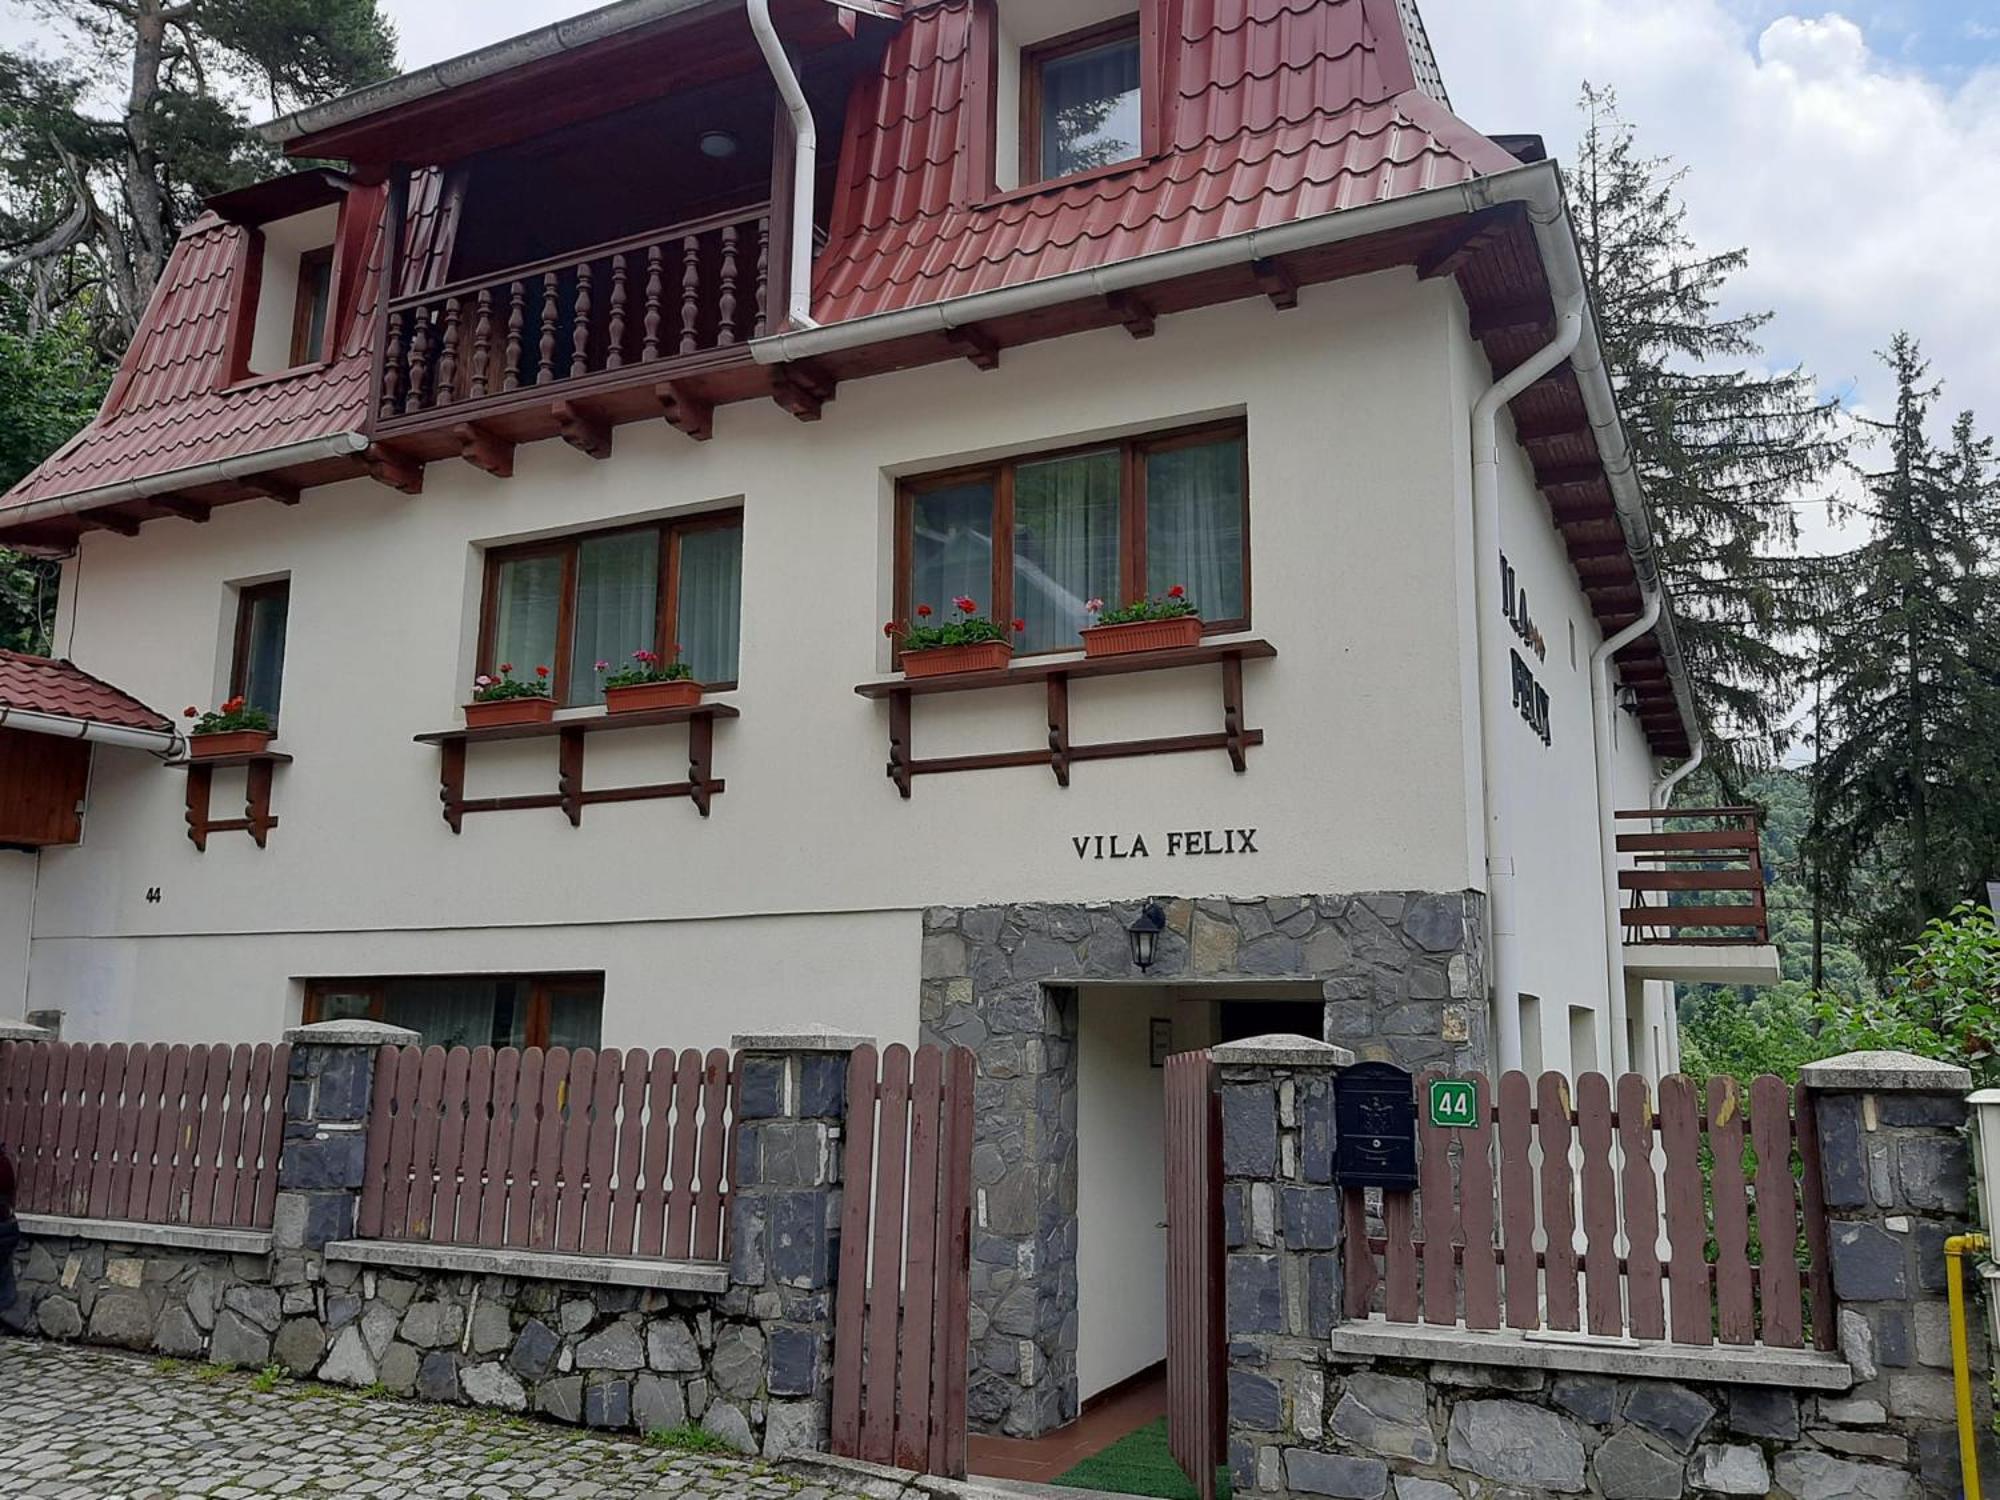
[0,0,397,350]
[1570,86,1845,771]
[1809,335,1999,977]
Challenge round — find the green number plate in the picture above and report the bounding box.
[1428,1079,1478,1129]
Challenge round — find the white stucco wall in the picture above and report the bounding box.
[1444,302,1671,1083]
[37,271,1487,1045]
[0,852,34,1021]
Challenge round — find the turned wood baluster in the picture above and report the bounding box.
[717,225,739,347]
[642,245,665,363]
[436,296,462,406]
[680,235,702,356]
[753,218,770,339]
[537,272,560,385]
[405,309,432,414]
[570,261,593,380]
[470,290,493,400]
[503,282,526,392]
[606,254,629,370]
[381,310,406,418]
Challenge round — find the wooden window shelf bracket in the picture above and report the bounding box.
[855,639,1275,799]
[415,703,738,833]
[172,751,293,851]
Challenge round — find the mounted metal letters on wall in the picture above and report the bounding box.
[1333,1061,1419,1190]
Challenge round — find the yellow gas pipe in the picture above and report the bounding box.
[1948,1233,1989,1500]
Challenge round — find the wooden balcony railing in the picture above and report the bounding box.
[379,203,771,426]
[1616,806,1770,946]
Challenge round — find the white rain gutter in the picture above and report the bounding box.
[0,432,370,536]
[1654,733,1705,808]
[0,705,178,757]
[1591,587,1662,1080]
[747,0,820,331]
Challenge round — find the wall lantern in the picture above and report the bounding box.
[1127,902,1168,971]
[699,130,740,160]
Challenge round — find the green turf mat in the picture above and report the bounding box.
[1050,1417,1231,1500]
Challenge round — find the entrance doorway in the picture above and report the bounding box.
[970,981,1323,1494]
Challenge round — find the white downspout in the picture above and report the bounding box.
[1592,587,1662,1081]
[1654,734,1705,809]
[1471,267,1584,1076]
[747,0,820,332]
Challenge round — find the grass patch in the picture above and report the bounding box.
[194,1363,232,1384]
[152,1357,185,1376]
[1051,1418,1230,1500]
[645,1424,738,1456]
[249,1364,287,1394]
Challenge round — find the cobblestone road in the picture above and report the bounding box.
[0,1337,866,1500]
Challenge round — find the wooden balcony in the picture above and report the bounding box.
[373,202,804,467]
[1616,807,1770,947]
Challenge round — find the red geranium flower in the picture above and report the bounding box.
[1167,584,1186,599]
[184,706,198,718]
[916,604,934,619]
[499,664,514,675]
[535,665,551,678]
[884,621,901,638]
[1012,618,1026,633]
[953,595,978,614]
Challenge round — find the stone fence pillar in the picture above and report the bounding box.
[728,1028,868,1459]
[0,1019,52,1041]
[1215,1034,1355,1498]
[275,1020,417,1259]
[1802,1049,1994,1496]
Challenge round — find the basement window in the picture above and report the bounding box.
[304,974,605,1051]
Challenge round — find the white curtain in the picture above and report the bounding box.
[912,480,997,619]
[383,978,514,1050]
[1013,449,1120,652]
[1145,437,1246,621]
[569,531,661,705]
[493,553,564,682]
[677,525,743,685]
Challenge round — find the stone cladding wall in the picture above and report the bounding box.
[920,891,1488,1439]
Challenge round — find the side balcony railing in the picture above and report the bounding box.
[378,202,772,427]
[1616,805,1770,946]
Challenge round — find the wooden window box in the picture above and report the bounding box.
[171,749,293,851]
[415,703,738,832]
[854,637,1276,798]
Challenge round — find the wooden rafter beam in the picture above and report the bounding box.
[656,381,715,441]
[1251,257,1299,311]
[771,361,835,423]
[1536,465,1608,491]
[553,400,613,461]
[1105,291,1157,339]
[946,324,1001,371]
[453,423,515,478]
[240,478,301,506]
[83,509,142,537]
[1469,299,1553,339]
[364,444,424,496]
[1417,205,1523,281]
[153,496,212,524]
[1512,410,1592,444]
[1565,536,1630,561]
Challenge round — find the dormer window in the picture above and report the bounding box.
[206,169,350,382]
[1025,19,1143,183]
[290,246,335,368]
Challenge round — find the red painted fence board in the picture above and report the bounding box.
[1355,1069,1827,1350]
[0,1039,289,1229]
[355,1043,738,1261]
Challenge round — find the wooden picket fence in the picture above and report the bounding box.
[1342,1070,1836,1350]
[830,1043,975,1479]
[0,1039,290,1229]
[357,1044,738,1260]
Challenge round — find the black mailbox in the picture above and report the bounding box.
[1335,1061,1419,1190]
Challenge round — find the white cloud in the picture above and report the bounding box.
[1423,0,2000,510]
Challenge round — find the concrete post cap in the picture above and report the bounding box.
[1211,1034,1358,1068]
[1799,1050,1973,1093]
[0,1019,53,1041]
[282,1019,422,1047]
[729,1028,874,1053]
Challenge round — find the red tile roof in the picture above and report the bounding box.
[0,186,391,513]
[0,650,173,733]
[815,0,1516,323]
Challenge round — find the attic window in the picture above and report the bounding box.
[291,247,334,367]
[1025,19,1143,183]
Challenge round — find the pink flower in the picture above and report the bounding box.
[595,661,610,672]
[474,676,495,689]
[1085,598,1104,614]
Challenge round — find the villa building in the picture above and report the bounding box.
[0,0,1776,1437]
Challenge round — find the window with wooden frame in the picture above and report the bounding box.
[303,974,604,1051]
[1023,17,1144,185]
[230,579,290,723]
[290,245,335,367]
[479,512,743,707]
[897,421,1249,657]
